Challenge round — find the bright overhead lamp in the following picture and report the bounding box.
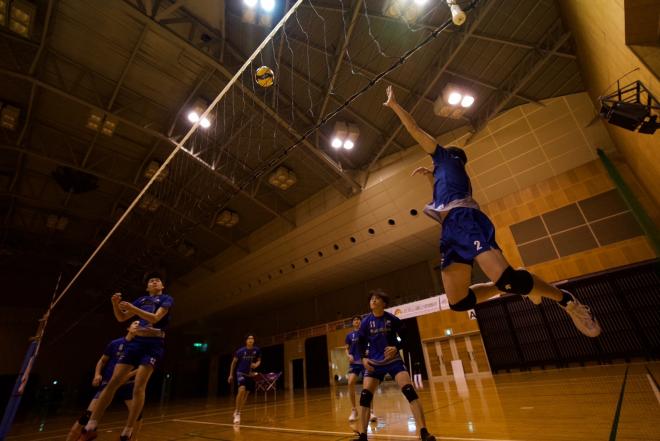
[187,98,211,129]
[383,0,427,23]
[243,0,258,7]
[330,121,359,151]
[260,0,275,12]
[101,115,117,136]
[460,95,475,108]
[447,92,462,105]
[434,83,475,119]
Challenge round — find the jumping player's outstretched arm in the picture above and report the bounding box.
[384,85,436,154]
[111,293,132,322]
[118,301,169,324]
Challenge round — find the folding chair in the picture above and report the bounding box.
[253,372,282,401]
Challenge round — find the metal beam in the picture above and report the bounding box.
[124,1,361,194]
[0,143,246,251]
[0,67,294,224]
[299,3,576,59]
[316,0,363,124]
[471,23,572,134]
[367,0,498,171]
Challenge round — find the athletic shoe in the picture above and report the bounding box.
[420,428,436,441]
[119,436,130,441]
[369,411,377,422]
[353,432,368,441]
[561,290,601,337]
[348,408,358,421]
[526,292,542,305]
[77,429,98,441]
[233,411,240,424]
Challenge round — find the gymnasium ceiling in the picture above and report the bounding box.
[0,0,585,313]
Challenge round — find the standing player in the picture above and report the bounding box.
[353,290,436,441]
[66,321,142,441]
[383,85,601,338]
[78,271,173,441]
[345,316,376,423]
[228,334,261,424]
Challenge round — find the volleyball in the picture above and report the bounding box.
[255,65,274,88]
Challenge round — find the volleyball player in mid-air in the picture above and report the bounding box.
[78,271,173,441]
[384,85,601,338]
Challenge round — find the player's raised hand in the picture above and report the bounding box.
[383,85,397,108]
[227,375,233,384]
[111,293,122,304]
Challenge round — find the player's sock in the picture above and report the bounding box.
[84,420,98,431]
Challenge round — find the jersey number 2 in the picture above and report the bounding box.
[474,240,482,251]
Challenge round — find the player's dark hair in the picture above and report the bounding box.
[143,270,166,285]
[368,289,391,306]
[244,333,256,342]
[352,315,362,322]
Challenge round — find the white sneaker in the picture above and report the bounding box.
[369,411,377,422]
[561,290,601,337]
[233,411,240,424]
[348,408,358,422]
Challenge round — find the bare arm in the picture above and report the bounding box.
[228,357,238,382]
[92,355,109,387]
[384,85,437,154]
[119,302,169,324]
[251,358,261,370]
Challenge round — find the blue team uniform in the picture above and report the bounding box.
[234,346,261,392]
[94,337,134,401]
[425,145,499,269]
[345,330,364,376]
[358,312,407,382]
[117,293,174,368]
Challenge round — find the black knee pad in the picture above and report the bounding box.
[137,411,143,421]
[401,384,418,402]
[496,266,533,295]
[449,289,476,311]
[359,389,373,407]
[78,409,92,425]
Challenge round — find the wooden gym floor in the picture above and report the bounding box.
[7,363,660,441]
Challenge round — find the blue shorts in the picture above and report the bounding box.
[94,382,134,401]
[348,364,364,376]
[440,207,499,269]
[237,372,256,392]
[364,359,407,382]
[117,337,164,367]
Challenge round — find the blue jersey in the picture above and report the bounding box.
[102,337,129,383]
[357,312,404,363]
[431,145,472,209]
[131,293,174,330]
[234,346,261,374]
[345,330,362,363]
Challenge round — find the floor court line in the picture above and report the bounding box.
[173,418,526,441]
